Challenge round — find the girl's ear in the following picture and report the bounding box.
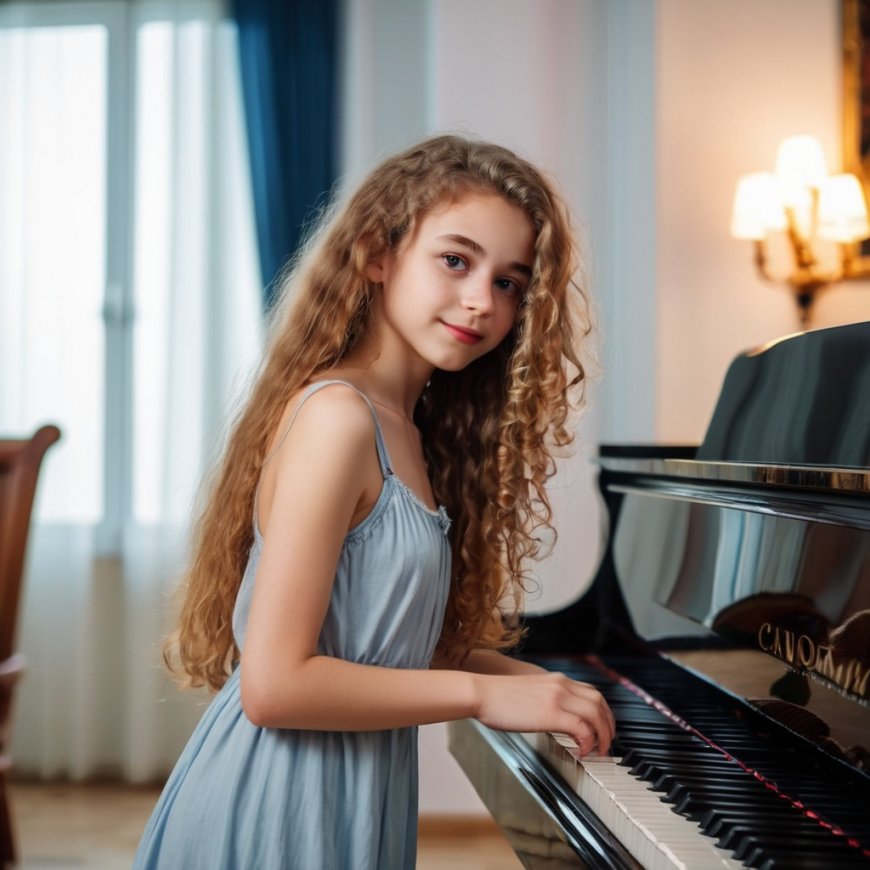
[365,249,393,284]
[365,257,385,283]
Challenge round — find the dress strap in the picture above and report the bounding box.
[262,379,394,478]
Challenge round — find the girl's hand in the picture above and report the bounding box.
[472,672,616,755]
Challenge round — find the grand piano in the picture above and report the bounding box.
[448,321,870,868]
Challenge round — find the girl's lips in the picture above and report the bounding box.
[442,321,483,344]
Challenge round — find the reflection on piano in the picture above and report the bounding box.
[448,322,870,868]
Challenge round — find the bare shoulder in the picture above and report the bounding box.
[266,381,381,479]
[258,382,379,536]
[283,381,376,453]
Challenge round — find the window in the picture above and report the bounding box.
[0,0,262,546]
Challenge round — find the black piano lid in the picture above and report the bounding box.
[696,320,870,468]
[522,321,870,776]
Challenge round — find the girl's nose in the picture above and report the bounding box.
[460,276,494,315]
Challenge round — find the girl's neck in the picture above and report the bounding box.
[365,394,409,417]
[334,372,419,422]
[335,346,431,421]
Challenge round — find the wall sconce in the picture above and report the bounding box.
[730,134,870,327]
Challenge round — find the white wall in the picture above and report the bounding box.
[341,0,868,815]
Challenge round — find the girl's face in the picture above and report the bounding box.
[368,192,535,375]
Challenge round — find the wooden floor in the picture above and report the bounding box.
[7,781,522,869]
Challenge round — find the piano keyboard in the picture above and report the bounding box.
[523,655,870,869]
[525,731,742,869]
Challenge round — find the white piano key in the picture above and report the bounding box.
[519,733,743,869]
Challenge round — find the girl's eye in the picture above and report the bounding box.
[442,254,467,271]
[495,278,520,297]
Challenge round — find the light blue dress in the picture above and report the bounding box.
[134,381,452,869]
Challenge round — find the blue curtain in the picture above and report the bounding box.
[232,0,339,309]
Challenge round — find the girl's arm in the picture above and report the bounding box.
[240,387,614,753]
[432,648,548,677]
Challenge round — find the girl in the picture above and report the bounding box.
[134,134,615,869]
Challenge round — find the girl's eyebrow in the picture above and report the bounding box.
[435,233,532,278]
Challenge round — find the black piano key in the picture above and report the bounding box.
[634,760,769,782]
[716,821,837,849]
[622,751,785,778]
[671,789,794,818]
[613,732,690,746]
[663,781,795,811]
[662,774,801,802]
[650,772,771,796]
[618,737,696,754]
[694,812,811,838]
[757,855,870,869]
[743,839,870,868]
[640,761,804,786]
[630,759,744,780]
[689,798,839,825]
[612,714,677,727]
[718,820,852,850]
[698,807,770,829]
[625,751,783,770]
[610,715,694,727]
[620,746,731,765]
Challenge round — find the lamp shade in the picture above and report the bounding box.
[730,172,787,240]
[774,135,828,203]
[817,173,870,242]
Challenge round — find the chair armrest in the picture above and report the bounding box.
[0,654,26,758]
[0,655,25,687]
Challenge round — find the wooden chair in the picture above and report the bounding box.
[0,425,60,867]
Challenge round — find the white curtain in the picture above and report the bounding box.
[0,0,263,782]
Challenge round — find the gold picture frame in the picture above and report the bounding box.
[843,0,870,260]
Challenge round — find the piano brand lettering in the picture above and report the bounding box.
[757,622,870,699]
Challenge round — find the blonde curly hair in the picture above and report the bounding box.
[167,134,590,691]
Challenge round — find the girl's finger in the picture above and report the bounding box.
[562,694,614,751]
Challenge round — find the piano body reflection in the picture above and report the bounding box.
[448,322,870,868]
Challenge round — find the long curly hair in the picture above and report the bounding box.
[167,134,590,691]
